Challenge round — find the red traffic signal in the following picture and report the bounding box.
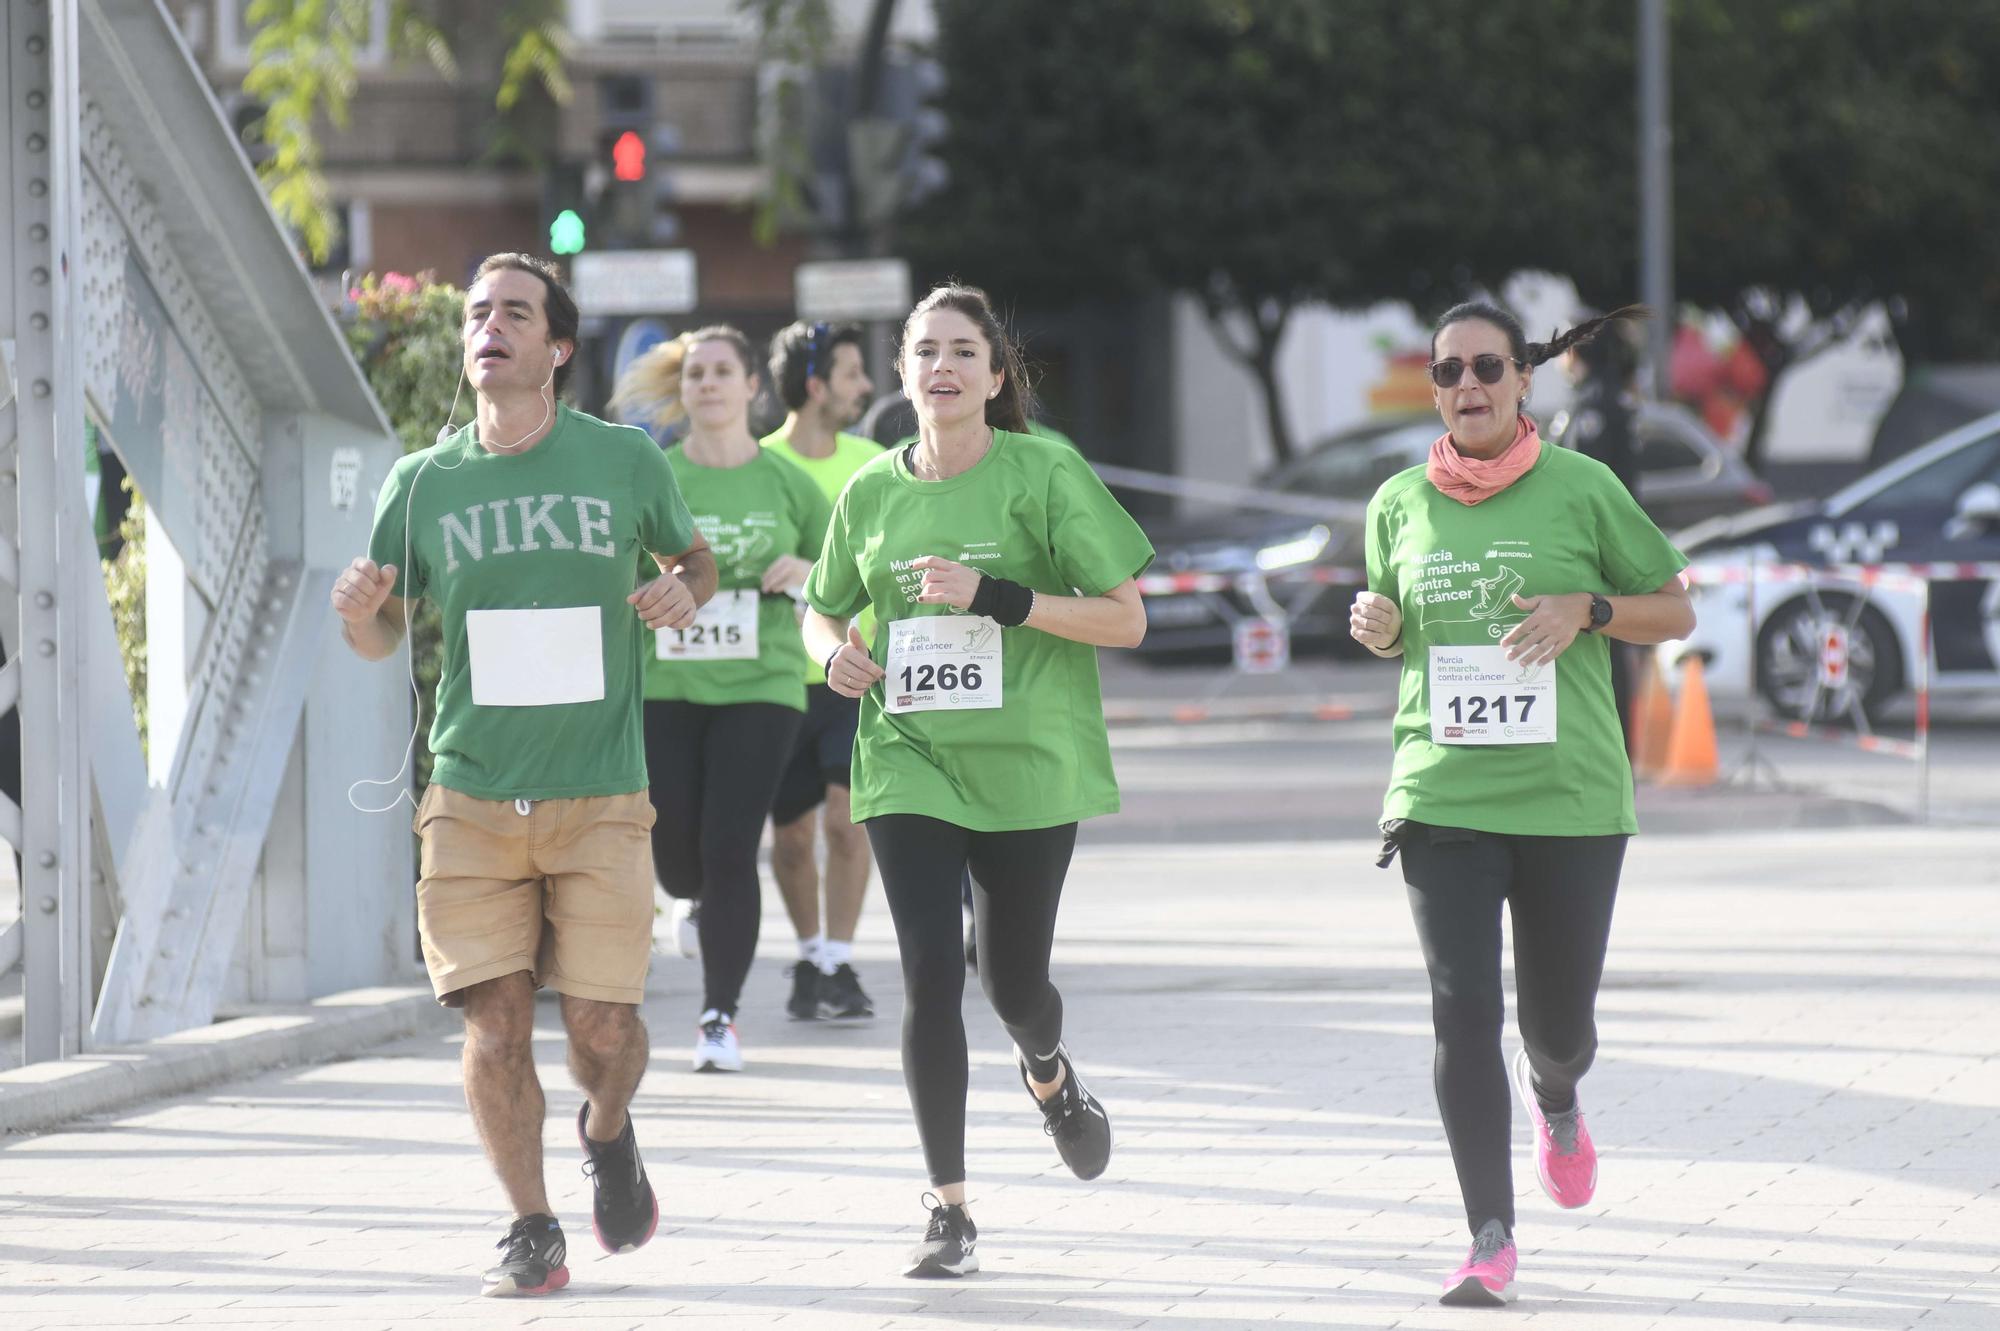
[611,130,646,183]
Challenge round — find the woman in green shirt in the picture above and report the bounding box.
[610,326,832,1075]
[1351,302,1693,1307]
[803,285,1154,1278]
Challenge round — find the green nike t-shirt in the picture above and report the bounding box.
[1365,445,1688,836]
[805,429,1155,832]
[762,428,885,684]
[644,447,832,711]
[367,405,698,801]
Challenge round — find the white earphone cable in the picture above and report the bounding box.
[346,348,562,814]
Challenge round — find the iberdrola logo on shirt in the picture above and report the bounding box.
[1409,540,1535,639]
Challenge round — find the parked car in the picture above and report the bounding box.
[1663,409,2000,722]
[1136,406,1768,659]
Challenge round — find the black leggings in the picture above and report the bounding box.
[1396,821,1625,1234]
[866,813,1078,1187]
[643,700,803,1016]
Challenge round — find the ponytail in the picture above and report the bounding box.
[1433,300,1651,367]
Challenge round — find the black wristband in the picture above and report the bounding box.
[969,574,1034,627]
[823,646,842,676]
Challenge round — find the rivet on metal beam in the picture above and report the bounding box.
[29,223,46,241]
[25,132,44,153]
[29,312,47,330]
[34,590,52,608]
[37,851,55,868]
[38,896,55,913]
[37,640,53,656]
[26,36,46,56]
[32,380,50,399]
[28,179,46,198]
[25,90,44,110]
[97,926,114,940]
[29,267,46,286]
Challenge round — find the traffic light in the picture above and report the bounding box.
[611,130,646,183]
[550,209,586,256]
[541,160,595,257]
[594,126,681,248]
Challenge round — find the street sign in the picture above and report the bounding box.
[795,258,912,322]
[571,250,698,316]
[614,318,674,385]
[1233,617,1291,675]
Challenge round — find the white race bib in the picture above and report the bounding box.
[884,615,1003,714]
[465,606,605,707]
[1428,645,1557,744]
[656,589,759,662]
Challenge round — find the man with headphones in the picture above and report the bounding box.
[331,253,715,1297]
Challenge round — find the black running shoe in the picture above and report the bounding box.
[905,1192,978,1278]
[785,962,822,1021]
[1018,1043,1112,1181]
[577,1104,658,1254]
[818,963,875,1019]
[483,1213,569,1297]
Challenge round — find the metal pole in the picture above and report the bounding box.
[1638,0,1673,400]
[1916,591,1931,824]
[12,0,91,1061]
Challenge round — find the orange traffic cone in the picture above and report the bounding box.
[1629,654,1676,782]
[1657,655,1720,787]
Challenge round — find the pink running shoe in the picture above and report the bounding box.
[1514,1047,1597,1208]
[1439,1218,1516,1306]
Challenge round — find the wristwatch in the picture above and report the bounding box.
[1582,593,1613,634]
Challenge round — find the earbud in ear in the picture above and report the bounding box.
[552,347,564,365]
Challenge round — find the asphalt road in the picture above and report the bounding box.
[1096,655,2000,844]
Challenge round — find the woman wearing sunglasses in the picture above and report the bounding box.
[1349,302,1693,1307]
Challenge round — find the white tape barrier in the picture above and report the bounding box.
[1683,560,2000,594]
[1090,460,1368,524]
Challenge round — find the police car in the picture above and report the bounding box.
[1665,410,2000,722]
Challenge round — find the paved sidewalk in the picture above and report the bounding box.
[2,828,1997,1330]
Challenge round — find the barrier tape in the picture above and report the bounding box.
[1684,560,2000,593]
[1136,565,1367,596]
[1091,460,1367,523]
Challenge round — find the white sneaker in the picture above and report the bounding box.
[692,1009,742,1073]
[672,898,700,959]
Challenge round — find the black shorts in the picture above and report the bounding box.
[770,683,858,825]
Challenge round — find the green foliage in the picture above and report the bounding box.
[917,0,2000,463]
[101,478,148,756]
[341,271,470,789]
[242,1,567,264]
[741,0,836,246]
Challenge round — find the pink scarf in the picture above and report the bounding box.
[1427,413,1542,506]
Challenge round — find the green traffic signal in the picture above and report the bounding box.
[550,209,586,255]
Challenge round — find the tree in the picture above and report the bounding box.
[1550,0,2000,468]
[242,0,571,265]
[911,0,1619,463]
[912,0,2000,470]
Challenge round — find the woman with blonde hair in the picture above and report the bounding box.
[611,327,831,1073]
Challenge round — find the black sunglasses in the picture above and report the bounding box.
[803,320,831,382]
[1428,354,1525,388]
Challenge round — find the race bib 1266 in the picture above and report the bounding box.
[1428,645,1557,744]
[884,614,1003,714]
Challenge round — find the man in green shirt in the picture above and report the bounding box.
[760,321,884,1021]
[332,254,715,1299]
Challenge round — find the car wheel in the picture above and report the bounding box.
[1753,592,1902,724]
